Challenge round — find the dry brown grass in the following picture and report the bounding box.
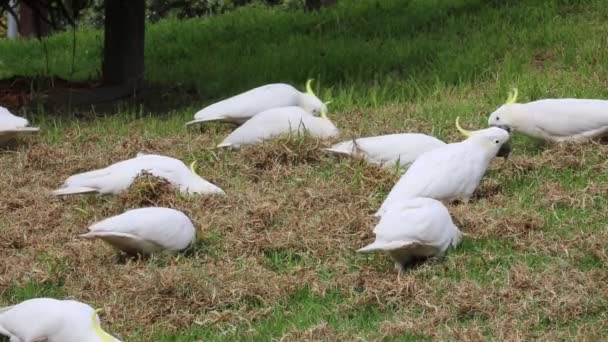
[1,114,608,340]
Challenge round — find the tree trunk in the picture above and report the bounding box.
[305,0,336,11]
[18,1,49,37]
[102,0,145,85]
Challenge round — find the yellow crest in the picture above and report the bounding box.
[92,309,114,342]
[505,88,518,104]
[455,117,473,137]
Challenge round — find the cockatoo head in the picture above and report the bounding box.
[184,161,224,194]
[487,88,526,133]
[299,79,331,119]
[456,117,512,159]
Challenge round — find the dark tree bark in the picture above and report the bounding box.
[305,0,336,11]
[102,0,145,85]
[18,1,49,37]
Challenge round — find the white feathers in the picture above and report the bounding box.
[376,127,510,217]
[0,298,120,342]
[52,153,224,196]
[0,106,40,144]
[488,97,608,142]
[217,106,339,148]
[80,207,196,255]
[358,197,462,271]
[324,133,445,169]
[186,83,327,125]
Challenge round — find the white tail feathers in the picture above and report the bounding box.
[322,147,353,156]
[185,116,227,126]
[357,240,411,253]
[5,127,40,133]
[79,231,135,239]
[51,186,97,196]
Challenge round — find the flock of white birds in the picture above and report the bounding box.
[2,80,608,340]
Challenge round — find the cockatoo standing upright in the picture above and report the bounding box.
[358,197,462,272]
[0,106,40,144]
[52,153,224,196]
[488,88,608,142]
[0,298,121,342]
[80,207,196,255]
[217,106,339,148]
[324,133,445,169]
[186,79,330,125]
[376,118,511,217]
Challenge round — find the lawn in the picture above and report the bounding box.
[1,0,608,340]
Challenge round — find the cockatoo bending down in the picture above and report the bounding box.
[52,153,224,196]
[358,197,462,272]
[80,207,196,255]
[186,79,330,126]
[0,106,40,144]
[488,88,608,142]
[0,298,121,342]
[217,106,339,148]
[323,133,446,169]
[375,118,511,217]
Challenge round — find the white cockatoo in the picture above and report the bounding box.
[323,133,446,169]
[0,298,121,342]
[80,207,196,255]
[186,80,330,125]
[375,118,511,217]
[0,106,40,144]
[358,197,462,272]
[217,106,339,148]
[488,88,608,142]
[52,153,224,196]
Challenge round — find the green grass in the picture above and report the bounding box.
[2,0,608,340]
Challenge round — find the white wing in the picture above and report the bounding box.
[377,143,484,215]
[360,198,457,256]
[0,106,29,130]
[325,133,445,166]
[525,99,608,138]
[53,161,138,195]
[82,207,195,253]
[188,84,301,125]
[0,298,64,342]
[218,107,337,148]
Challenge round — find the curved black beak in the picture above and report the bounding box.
[497,141,512,159]
[490,124,512,133]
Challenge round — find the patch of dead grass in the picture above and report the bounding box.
[1,118,607,340]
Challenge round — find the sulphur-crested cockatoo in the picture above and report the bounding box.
[186,79,330,125]
[488,88,608,142]
[0,106,40,144]
[217,106,339,148]
[324,133,445,169]
[358,197,462,271]
[80,207,196,255]
[375,118,511,217]
[0,298,121,342]
[52,153,224,196]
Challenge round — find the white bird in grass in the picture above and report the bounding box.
[186,79,330,125]
[52,153,224,196]
[488,88,608,142]
[375,118,511,217]
[323,133,446,169]
[217,106,339,148]
[0,106,40,144]
[358,197,462,272]
[0,298,120,342]
[80,207,196,255]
